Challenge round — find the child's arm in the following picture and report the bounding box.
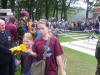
[56,55,66,75]
[16,60,21,65]
[25,49,37,57]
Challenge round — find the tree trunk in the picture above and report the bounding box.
[53,5,56,17]
[86,6,89,20]
[86,0,89,20]
[1,0,7,9]
[29,0,32,19]
[45,0,48,20]
[9,0,15,12]
[61,11,63,20]
[62,0,67,20]
[55,0,58,20]
[62,0,68,21]
[61,3,63,20]
[63,0,72,21]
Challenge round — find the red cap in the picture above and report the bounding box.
[21,10,29,17]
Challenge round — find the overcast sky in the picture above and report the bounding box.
[71,0,96,9]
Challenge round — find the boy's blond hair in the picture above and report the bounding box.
[23,33,33,42]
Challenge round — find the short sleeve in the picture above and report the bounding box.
[54,38,63,56]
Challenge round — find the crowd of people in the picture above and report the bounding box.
[50,19,100,34]
[0,10,66,75]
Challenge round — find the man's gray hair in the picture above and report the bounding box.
[0,19,5,25]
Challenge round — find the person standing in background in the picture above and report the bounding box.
[17,10,29,44]
[5,16,18,46]
[28,19,33,31]
[5,16,18,72]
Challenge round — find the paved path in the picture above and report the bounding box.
[61,39,98,56]
[60,33,98,56]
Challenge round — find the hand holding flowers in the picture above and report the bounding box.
[11,44,26,55]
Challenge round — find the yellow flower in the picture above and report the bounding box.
[11,44,26,52]
[17,46,22,51]
[20,44,26,52]
[11,47,18,51]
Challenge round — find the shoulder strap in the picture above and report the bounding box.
[43,37,50,60]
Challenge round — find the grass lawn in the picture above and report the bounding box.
[59,35,76,42]
[59,33,76,42]
[59,46,97,75]
[59,32,100,42]
[58,32,100,75]
[16,32,99,75]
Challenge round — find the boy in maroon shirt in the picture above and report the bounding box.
[25,19,66,75]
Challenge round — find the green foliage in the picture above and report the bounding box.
[0,0,88,20]
[15,65,21,75]
[59,34,76,42]
[67,7,85,17]
[0,0,96,20]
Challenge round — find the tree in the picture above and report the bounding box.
[1,0,15,11]
[86,0,89,19]
[55,0,58,20]
[0,0,88,20]
[1,0,7,9]
[61,0,79,21]
[9,0,15,12]
[85,0,97,20]
[64,0,72,21]
[45,0,49,20]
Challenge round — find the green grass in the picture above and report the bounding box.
[59,46,97,75]
[15,65,21,75]
[58,32,99,75]
[59,35,76,42]
[59,32,100,42]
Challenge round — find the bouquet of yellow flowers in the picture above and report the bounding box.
[11,44,26,55]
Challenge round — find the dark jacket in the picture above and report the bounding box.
[0,30,12,64]
[95,38,100,62]
[0,30,15,75]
